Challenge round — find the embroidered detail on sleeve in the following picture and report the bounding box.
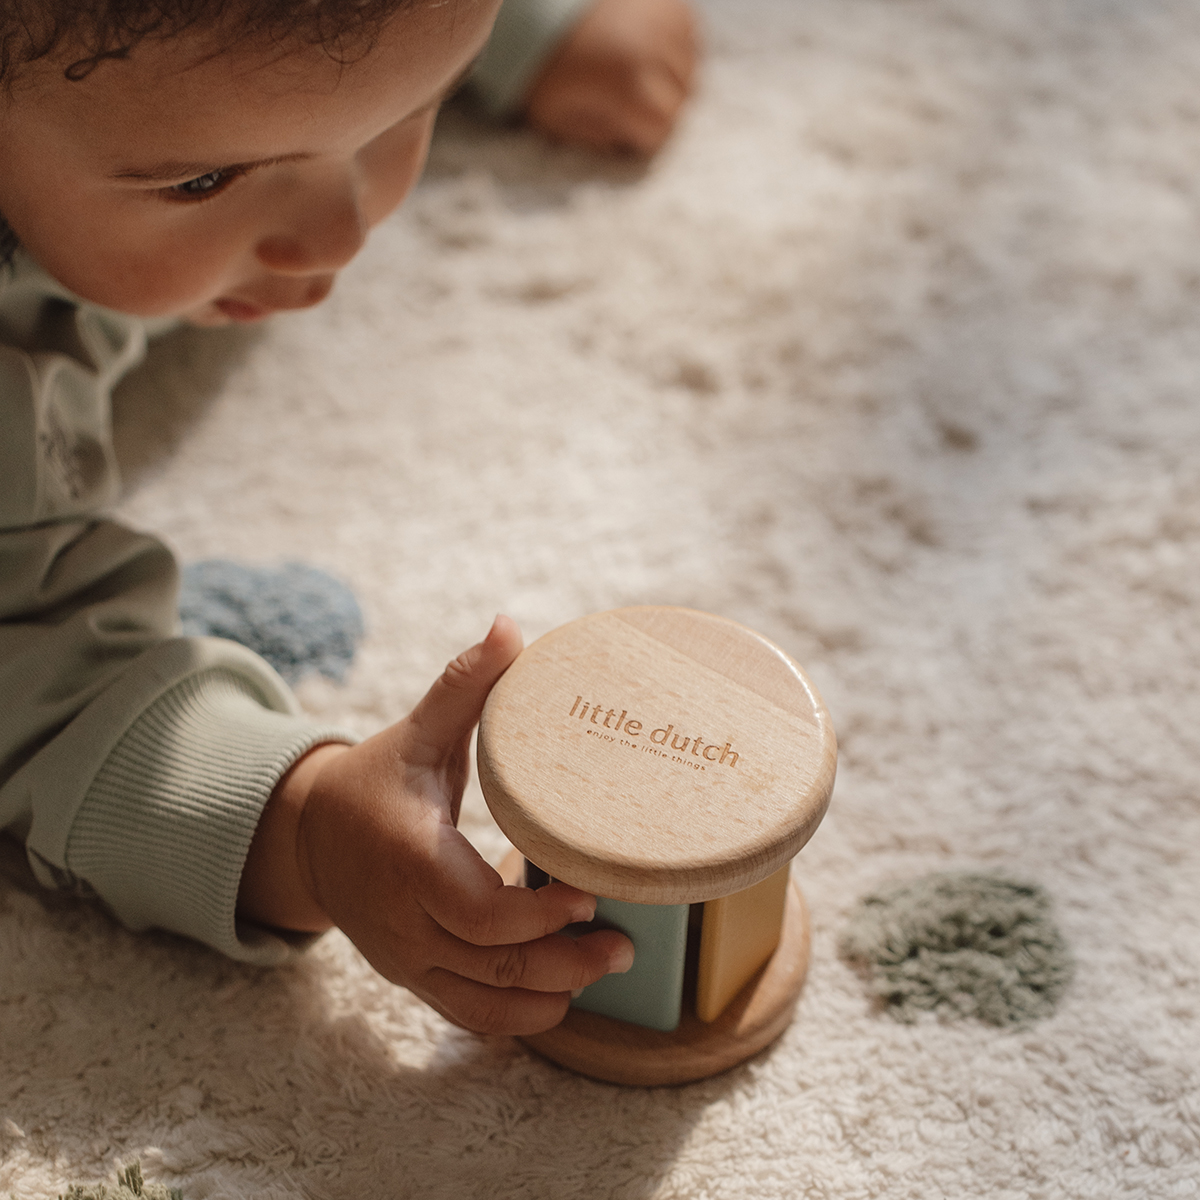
[37,402,107,503]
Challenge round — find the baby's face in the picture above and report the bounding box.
[0,0,499,324]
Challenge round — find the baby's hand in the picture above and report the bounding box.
[239,616,633,1035]
[523,0,700,157]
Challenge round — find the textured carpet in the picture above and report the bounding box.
[3,0,1200,1195]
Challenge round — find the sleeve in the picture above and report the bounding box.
[0,260,354,966]
[468,0,595,117]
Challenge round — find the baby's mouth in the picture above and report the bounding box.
[213,277,334,323]
[214,297,270,322]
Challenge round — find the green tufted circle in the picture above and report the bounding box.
[840,873,1074,1027]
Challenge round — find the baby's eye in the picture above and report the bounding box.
[166,168,237,201]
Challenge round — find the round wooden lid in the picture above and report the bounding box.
[477,607,836,905]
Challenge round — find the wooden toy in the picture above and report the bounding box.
[478,606,836,1085]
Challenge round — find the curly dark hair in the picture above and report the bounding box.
[0,0,426,83]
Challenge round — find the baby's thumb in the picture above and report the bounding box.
[402,615,523,763]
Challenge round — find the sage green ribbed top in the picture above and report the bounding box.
[469,0,594,116]
[0,252,354,963]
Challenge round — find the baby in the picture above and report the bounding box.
[0,0,697,1036]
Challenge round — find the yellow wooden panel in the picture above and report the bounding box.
[695,864,791,1023]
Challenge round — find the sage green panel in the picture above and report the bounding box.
[571,894,690,1033]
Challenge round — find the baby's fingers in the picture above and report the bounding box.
[437,927,634,995]
[421,974,572,1037]
[422,929,633,1035]
[420,825,605,945]
[400,615,523,767]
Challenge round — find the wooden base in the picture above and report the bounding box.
[499,849,811,1086]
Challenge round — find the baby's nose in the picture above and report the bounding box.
[255,184,367,275]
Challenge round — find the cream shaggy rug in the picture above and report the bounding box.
[4,0,1200,1195]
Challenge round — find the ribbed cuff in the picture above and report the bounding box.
[66,669,353,965]
[468,0,595,117]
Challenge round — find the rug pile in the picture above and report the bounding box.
[3,0,1199,1195]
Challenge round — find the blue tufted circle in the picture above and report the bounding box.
[179,560,365,685]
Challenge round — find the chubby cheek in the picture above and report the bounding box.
[24,213,245,318]
[95,234,241,318]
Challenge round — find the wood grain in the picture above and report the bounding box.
[478,607,836,904]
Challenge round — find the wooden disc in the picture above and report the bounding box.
[498,849,812,1087]
[478,607,836,904]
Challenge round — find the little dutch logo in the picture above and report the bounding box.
[567,696,740,766]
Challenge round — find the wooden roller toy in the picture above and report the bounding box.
[478,606,836,1086]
